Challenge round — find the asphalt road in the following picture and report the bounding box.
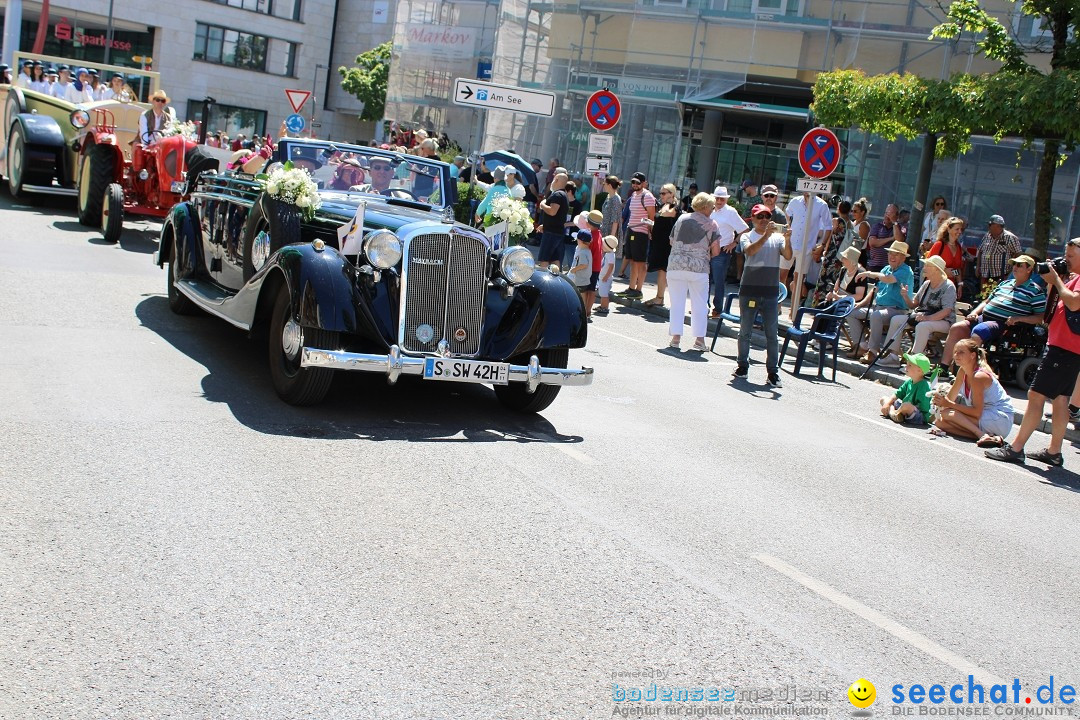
[2,191,1079,720]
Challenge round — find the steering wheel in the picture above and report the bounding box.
[389,188,418,201]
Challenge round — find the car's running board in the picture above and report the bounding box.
[22,184,77,196]
[175,278,252,331]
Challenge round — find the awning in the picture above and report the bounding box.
[680,80,809,120]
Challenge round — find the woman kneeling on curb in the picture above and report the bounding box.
[931,338,1015,446]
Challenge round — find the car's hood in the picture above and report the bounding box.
[316,194,458,234]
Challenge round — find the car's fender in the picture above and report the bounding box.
[10,112,65,148]
[481,269,587,359]
[158,202,205,278]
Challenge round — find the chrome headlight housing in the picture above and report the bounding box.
[499,246,535,285]
[251,230,271,270]
[363,230,402,269]
[70,109,90,129]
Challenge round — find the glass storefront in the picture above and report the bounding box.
[18,15,155,69]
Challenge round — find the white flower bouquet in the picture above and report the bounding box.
[258,161,322,221]
[161,120,198,141]
[485,195,534,245]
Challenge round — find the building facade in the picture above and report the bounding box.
[385,0,1078,249]
[0,0,396,144]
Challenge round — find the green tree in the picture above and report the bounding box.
[339,42,392,122]
[812,0,1080,255]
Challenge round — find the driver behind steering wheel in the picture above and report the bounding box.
[138,89,176,145]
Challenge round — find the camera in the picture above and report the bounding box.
[1035,257,1069,274]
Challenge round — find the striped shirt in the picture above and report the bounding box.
[627,189,655,234]
[982,278,1047,321]
[867,221,896,270]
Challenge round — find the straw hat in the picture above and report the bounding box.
[886,240,909,255]
[150,89,170,103]
[839,246,861,265]
[603,235,619,252]
[923,254,948,276]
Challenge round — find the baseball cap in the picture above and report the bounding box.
[761,184,778,196]
[504,166,517,176]
[989,214,1005,225]
[631,172,646,182]
[575,229,592,242]
[751,204,772,217]
[1008,254,1036,267]
[902,353,932,375]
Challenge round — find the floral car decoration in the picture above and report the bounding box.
[258,161,322,221]
[484,195,534,245]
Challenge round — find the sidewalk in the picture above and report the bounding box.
[600,273,1079,444]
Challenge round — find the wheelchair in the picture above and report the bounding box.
[984,322,1048,390]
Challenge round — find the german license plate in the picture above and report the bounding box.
[170,181,187,195]
[423,357,509,385]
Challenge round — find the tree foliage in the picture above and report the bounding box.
[811,0,1080,254]
[339,42,391,121]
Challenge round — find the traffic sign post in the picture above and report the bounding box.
[790,127,843,320]
[585,89,621,131]
[587,133,614,156]
[285,89,312,114]
[452,79,556,117]
[585,157,611,174]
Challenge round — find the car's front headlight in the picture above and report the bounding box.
[499,246,535,285]
[363,230,402,269]
[70,110,90,129]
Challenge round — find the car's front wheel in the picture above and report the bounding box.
[493,348,568,413]
[267,286,338,406]
[166,232,198,316]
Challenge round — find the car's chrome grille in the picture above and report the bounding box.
[401,232,488,356]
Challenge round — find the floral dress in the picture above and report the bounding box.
[812,219,848,307]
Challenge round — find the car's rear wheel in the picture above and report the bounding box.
[102,183,124,242]
[77,143,116,226]
[6,123,50,198]
[493,348,568,413]
[267,286,337,406]
[166,232,198,316]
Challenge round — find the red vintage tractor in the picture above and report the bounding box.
[74,103,218,242]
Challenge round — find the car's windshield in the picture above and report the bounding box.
[276,139,451,209]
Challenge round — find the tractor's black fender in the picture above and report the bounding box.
[11,112,65,148]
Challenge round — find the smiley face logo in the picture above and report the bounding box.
[848,678,876,708]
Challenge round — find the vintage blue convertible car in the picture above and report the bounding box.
[155,138,592,412]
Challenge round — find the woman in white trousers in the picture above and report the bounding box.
[879,254,957,366]
[667,192,719,351]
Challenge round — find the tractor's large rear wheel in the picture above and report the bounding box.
[77,143,116,227]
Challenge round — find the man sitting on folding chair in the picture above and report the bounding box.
[845,240,915,364]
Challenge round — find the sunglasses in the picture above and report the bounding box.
[630,180,641,185]
[754,214,772,220]
[153,98,167,103]
[370,164,392,171]
[934,201,945,206]
[762,193,777,198]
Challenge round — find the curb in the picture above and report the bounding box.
[603,288,1079,444]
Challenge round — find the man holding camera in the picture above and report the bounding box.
[987,241,1080,467]
[939,255,1046,367]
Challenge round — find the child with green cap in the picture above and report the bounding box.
[879,352,933,424]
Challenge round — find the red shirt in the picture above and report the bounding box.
[928,240,964,285]
[590,228,603,271]
[1048,274,1080,354]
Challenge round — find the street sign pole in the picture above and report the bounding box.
[790,127,842,320]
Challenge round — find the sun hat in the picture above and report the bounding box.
[603,235,619,251]
[886,240,909,255]
[1008,254,1036,267]
[713,186,730,198]
[902,352,932,375]
[751,203,772,217]
[839,246,861,265]
[150,89,170,103]
[574,212,591,230]
[587,210,603,227]
[923,255,948,276]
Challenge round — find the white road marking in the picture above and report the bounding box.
[841,411,1036,480]
[590,324,736,365]
[755,553,1005,686]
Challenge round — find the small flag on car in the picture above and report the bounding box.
[338,201,366,255]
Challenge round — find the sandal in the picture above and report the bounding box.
[928,427,948,437]
[643,298,665,307]
[976,434,1004,448]
[691,341,707,352]
[668,338,681,349]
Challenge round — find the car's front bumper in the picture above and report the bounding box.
[301,345,594,392]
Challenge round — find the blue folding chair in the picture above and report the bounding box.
[779,296,856,381]
[709,284,788,352]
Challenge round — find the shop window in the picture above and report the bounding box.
[186,100,267,140]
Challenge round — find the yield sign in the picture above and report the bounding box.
[285,89,312,114]
[585,89,621,131]
[798,127,842,179]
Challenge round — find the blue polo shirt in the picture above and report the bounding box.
[875,263,914,309]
